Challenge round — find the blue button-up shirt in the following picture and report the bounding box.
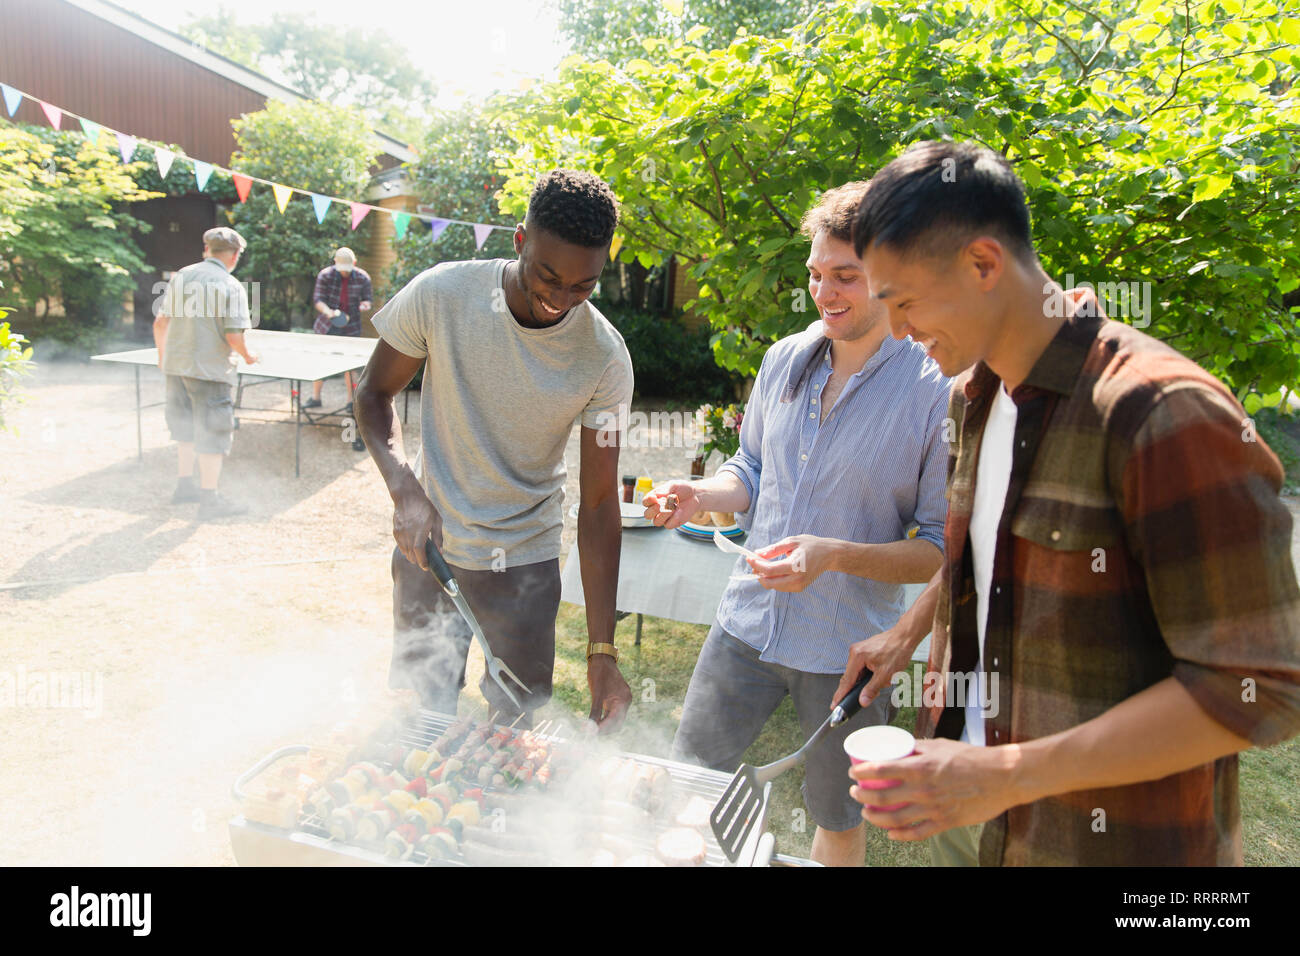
[715,321,951,674]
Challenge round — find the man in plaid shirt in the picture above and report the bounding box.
[835,141,1300,865]
[305,247,373,437]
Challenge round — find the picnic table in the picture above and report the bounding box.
[91,329,409,477]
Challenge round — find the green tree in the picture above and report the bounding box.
[388,103,514,292]
[0,283,33,432]
[495,0,1300,407]
[0,121,159,338]
[228,100,379,330]
[553,0,819,63]
[180,10,434,143]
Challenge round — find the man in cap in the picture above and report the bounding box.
[153,226,257,520]
[306,247,373,452]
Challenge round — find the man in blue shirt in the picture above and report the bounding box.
[644,182,950,866]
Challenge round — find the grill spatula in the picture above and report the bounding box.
[710,670,874,863]
[423,537,531,713]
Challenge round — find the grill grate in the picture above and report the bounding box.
[293,710,746,867]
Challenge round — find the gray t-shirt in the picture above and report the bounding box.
[159,257,251,386]
[372,258,634,570]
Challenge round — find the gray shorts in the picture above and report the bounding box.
[672,622,896,832]
[390,547,560,720]
[165,375,235,455]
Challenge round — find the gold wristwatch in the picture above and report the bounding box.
[586,642,619,663]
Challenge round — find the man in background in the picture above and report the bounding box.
[307,246,372,450]
[153,226,257,521]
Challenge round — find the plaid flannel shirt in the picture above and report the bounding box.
[920,289,1300,865]
[312,265,372,335]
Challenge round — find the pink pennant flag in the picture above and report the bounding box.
[116,132,138,163]
[271,183,293,214]
[349,202,371,230]
[154,147,175,179]
[473,223,495,250]
[39,101,62,129]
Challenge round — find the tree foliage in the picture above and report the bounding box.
[388,103,514,292]
[553,0,819,63]
[0,121,159,332]
[180,8,435,142]
[0,284,33,431]
[496,0,1300,405]
[228,100,379,330]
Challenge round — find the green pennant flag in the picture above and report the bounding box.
[392,211,411,240]
[79,117,102,146]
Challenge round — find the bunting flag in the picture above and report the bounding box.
[79,117,102,146]
[272,182,293,214]
[154,147,175,180]
[193,159,213,191]
[609,234,624,261]
[39,101,62,129]
[0,82,511,251]
[116,132,137,163]
[1,83,20,117]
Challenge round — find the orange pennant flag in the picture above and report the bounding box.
[232,173,253,203]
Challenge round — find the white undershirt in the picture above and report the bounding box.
[962,383,1018,747]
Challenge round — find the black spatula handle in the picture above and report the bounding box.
[423,537,456,590]
[830,669,875,726]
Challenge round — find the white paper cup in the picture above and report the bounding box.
[844,726,916,811]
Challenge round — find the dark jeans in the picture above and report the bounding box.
[389,548,560,720]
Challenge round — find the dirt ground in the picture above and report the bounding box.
[0,353,707,866]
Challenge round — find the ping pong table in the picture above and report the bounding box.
[91,329,408,477]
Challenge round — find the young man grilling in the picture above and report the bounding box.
[643,182,951,866]
[837,140,1300,865]
[355,170,634,727]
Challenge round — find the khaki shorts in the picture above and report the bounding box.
[929,822,985,866]
[165,375,235,455]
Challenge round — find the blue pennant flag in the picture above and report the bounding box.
[193,160,213,191]
[310,193,331,223]
[1,83,22,117]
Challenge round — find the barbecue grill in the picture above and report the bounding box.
[229,710,817,867]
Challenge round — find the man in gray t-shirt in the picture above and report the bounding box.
[153,227,258,520]
[356,170,634,725]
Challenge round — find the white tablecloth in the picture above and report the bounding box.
[561,526,739,626]
[560,527,932,661]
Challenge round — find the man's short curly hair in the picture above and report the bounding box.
[800,180,870,244]
[525,170,619,248]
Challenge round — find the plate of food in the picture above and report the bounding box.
[675,511,744,541]
[568,500,655,528]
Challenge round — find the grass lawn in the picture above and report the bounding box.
[533,603,1297,866]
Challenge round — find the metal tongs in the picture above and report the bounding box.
[423,538,531,712]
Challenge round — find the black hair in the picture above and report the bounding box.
[525,169,619,248]
[851,141,1034,262]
